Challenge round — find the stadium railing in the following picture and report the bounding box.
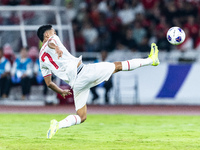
[0,5,75,55]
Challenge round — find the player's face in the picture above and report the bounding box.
[44,28,56,40]
[49,28,56,36]
[20,48,27,58]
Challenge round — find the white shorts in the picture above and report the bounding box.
[73,62,115,111]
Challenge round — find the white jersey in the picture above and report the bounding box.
[39,35,81,88]
[0,57,11,73]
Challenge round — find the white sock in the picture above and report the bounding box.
[58,115,81,129]
[121,58,153,71]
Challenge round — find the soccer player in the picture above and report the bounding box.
[37,25,160,139]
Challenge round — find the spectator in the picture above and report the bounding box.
[89,1,101,27]
[0,47,11,99]
[11,47,33,100]
[74,29,86,52]
[122,27,137,52]
[65,0,77,21]
[138,36,151,52]
[131,0,145,15]
[28,46,39,62]
[194,30,200,51]
[184,15,199,40]
[106,0,124,10]
[3,43,15,65]
[106,41,130,62]
[5,0,22,5]
[118,2,135,25]
[97,18,111,51]
[132,21,147,45]
[28,46,48,98]
[177,28,193,52]
[26,0,51,5]
[76,2,88,24]
[81,22,99,52]
[141,0,158,11]
[97,0,109,14]
[155,26,171,52]
[32,58,48,98]
[106,10,122,49]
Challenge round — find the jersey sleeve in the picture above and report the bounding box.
[48,35,60,46]
[40,65,52,78]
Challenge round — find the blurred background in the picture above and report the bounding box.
[0,0,200,106]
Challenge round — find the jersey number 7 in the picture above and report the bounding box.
[41,52,59,69]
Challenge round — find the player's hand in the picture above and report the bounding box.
[55,47,63,59]
[61,89,72,98]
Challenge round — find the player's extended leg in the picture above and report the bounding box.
[113,43,160,74]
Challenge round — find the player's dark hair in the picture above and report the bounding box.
[37,25,52,42]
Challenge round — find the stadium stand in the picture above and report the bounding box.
[1,0,200,105]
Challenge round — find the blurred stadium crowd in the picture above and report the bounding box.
[1,0,200,52]
[0,0,200,101]
[71,0,200,53]
[0,46,48,100]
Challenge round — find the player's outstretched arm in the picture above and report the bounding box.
[48,39,63,59]
[44,75,71,98]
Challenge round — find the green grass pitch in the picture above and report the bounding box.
[0,114,200,150]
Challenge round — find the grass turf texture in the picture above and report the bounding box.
[0,114,200,150]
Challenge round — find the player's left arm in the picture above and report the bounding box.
[44,75,71,98]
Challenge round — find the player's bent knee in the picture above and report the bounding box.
[76,105,87,123]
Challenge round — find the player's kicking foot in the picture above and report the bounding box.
[47,119,59,139]
[148,43,160,66]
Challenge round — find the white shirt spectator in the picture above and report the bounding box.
[11,58,33,78]
[118,2,136,25]
[134,2,145,14]
[82,23,98,44]
[0,56,11,73]
[177,37,193,52]
[98,0,109,14]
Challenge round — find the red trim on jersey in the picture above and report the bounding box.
[43,74,52,78]
[73,115,77,125]
[48,38,58,45]
[41,52,59,69]
[127,61,130,71]
[39,44,47,57]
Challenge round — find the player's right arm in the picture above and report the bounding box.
[48,38,63,59]
[44,75,71,98]
[40,65,71,98]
